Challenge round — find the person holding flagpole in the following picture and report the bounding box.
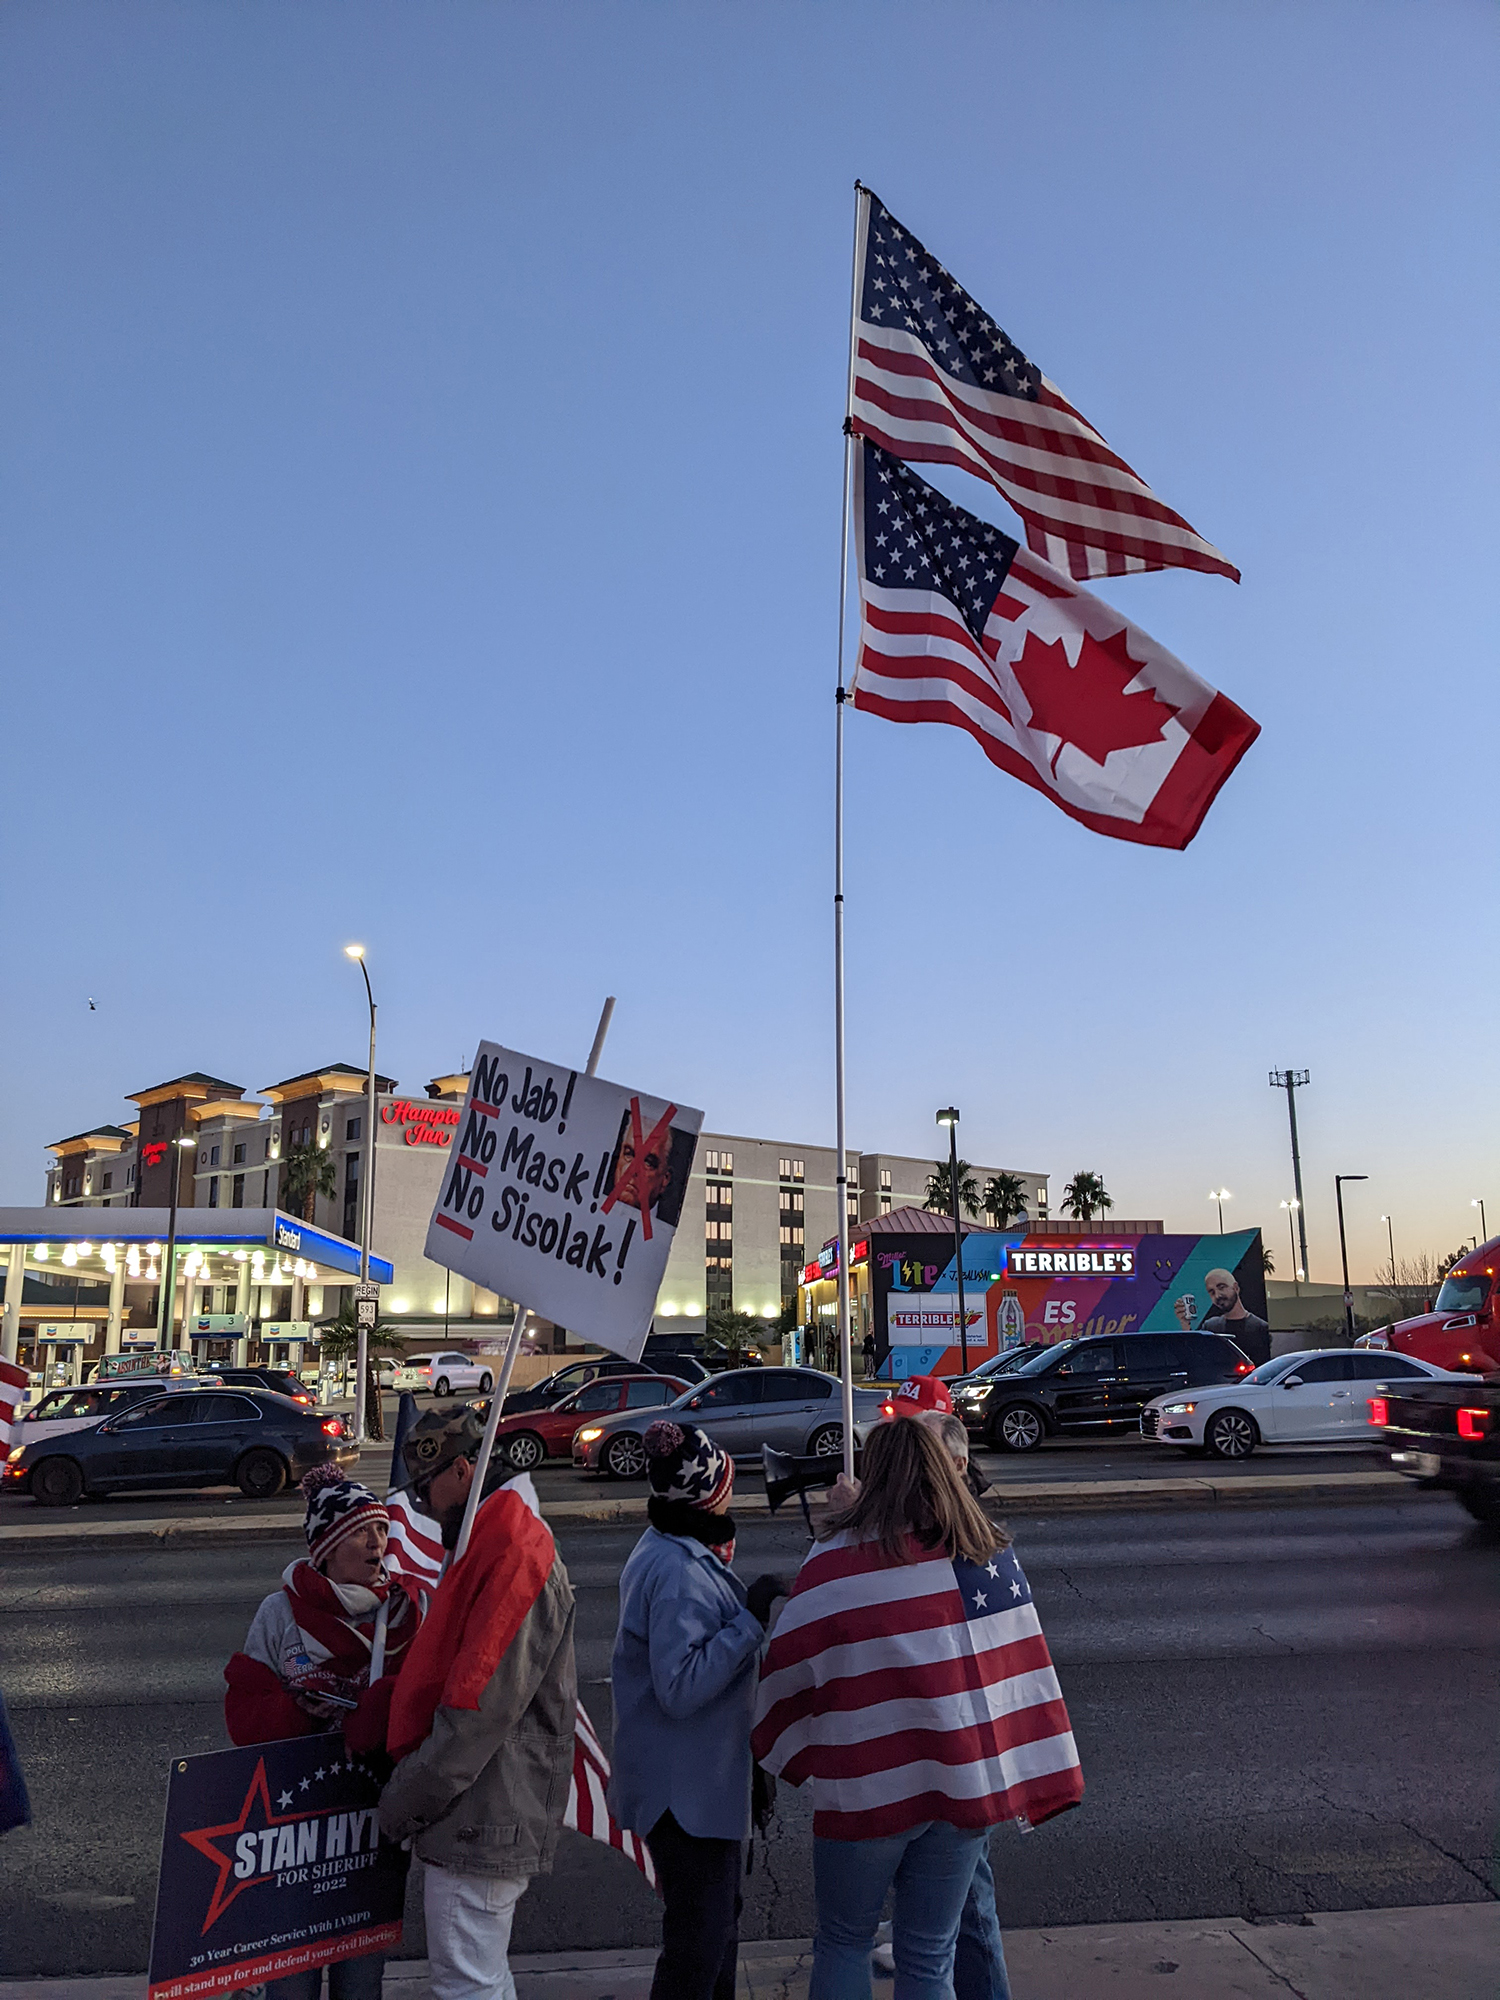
[377,1406,577,2000]
[753,1417,1082,2000]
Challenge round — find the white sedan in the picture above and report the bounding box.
[1141,1348,1459,1458]
[392,1351,495,1397]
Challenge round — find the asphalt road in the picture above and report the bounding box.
[2,1493,1497,1978]
[0,1433,1401,1526]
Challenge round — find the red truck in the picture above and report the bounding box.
[1359,1240,1500,1374]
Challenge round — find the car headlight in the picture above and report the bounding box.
[6,1446,23,1463]
[1162,1402,1196,1415]
[578,1428,603,1442]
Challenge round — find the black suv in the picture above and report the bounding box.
[953,1331,1253,1452]
[204,1366,315,1405]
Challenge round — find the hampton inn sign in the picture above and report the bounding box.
[381,1100,460,1147]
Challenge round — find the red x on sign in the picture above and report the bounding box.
[601,1095,677,1243]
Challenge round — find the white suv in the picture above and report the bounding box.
[393,1351,495,1397]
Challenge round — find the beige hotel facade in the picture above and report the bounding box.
[40,1064,1048,1355]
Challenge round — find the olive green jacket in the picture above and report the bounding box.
[378,1557,576,1878]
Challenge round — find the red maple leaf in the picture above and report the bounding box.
[1008,625,1180,773]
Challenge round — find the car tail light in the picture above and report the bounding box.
[322,1418,345,1437]
[295,1393,313,1405]
[880,1400,895,1418]
[1457,1407,1492,1441]
[1368,1397,1388,1427]
[1234,1362,1251,1375]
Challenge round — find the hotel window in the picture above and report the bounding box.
[233,1141,246,1164]
[706,1181,732,1208]
[880,1194,892,1212]
[778,1158,804,1182]
[207,1176,220,1209]
[879,1169,892,1190]
[264,1138,273,1161]
[346,1116,361,1142]
[261,1171,269,1204]
[706,1220,732,1243]
[780,1189,804,1213]
[209,1145,221,1167]
[343,1153,361,1243]
[702,1149,733,1174]
[232,1173,245,1209]
[779,1225,805,1247]
[101,1172,113,1191]
[126,1165,135,1186]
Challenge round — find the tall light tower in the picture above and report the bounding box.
[345,944,378,1442]
[1270,1070,1311,1281]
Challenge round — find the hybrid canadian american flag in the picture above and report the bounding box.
[851,440,1258,850]
[850,188,1238,585]
[752,1533,1083,1839]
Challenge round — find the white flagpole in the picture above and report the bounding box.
[834,183,868,1482]
[453,996,617,1563]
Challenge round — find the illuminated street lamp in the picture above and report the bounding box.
[158,1134,198,1348]
[1209,1188,1231,1233]
[345,945,378,1441]
[935,1108,967,1358]
[1279,1200,1303,1291]
[1334,1175,1368,1343]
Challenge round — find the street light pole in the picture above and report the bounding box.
[345,945,378,1443]
[1380,1213,1396,1294]
[1209,1188,1231,1233]
[1269,1070,1311,1283]
[1472,1198,1488,1245]
[936,1109,966,1360]
[1334,1174,1368,1343]
[157,1122,196,1350]
[1280,1200,1302,1295]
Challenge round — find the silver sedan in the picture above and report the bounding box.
[573,1365,887,1479]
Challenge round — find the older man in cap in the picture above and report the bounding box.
[378,1406,576,2000]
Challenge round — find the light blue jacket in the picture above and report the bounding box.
[607,1526,764,1842]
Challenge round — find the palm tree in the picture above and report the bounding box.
[1060,1170,1113,1223]
[925,1159,981,1219]
[1261,1244,1275,1276]
[318,1299,407,1443]
[279,1140,337,1223]
[981,1172,1028,1228]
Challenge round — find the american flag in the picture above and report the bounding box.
[850,188,1238,585]
[751,1533,1083,1841]
[382,1403,656,1891]
[0,1357,28,1448]
[851,440,1257,850]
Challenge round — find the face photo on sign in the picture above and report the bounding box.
[604,1113,696,1228]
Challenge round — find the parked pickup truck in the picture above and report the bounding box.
[1375,1375,1500,1528]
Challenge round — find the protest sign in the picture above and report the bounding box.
[424,1041,702,1360]
[146,1735,406,2000]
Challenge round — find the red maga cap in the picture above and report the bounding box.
[890,1375,954,1416]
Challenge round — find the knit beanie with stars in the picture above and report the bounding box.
[300,1464,388,1570]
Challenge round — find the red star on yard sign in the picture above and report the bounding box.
[1009,626,1180,774]
[179,1756,300,1936]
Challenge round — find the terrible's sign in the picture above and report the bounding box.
[424,1041,702,1361]
[146,1736,406,2000]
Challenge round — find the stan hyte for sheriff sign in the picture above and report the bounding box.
[424,1040,702,1360]
[147,1736,407,2000]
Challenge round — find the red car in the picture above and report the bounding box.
[491,1373,689,1471]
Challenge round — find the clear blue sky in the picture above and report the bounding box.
[3,2,1496,1285]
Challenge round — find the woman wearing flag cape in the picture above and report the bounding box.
[752,1418,1084,2000]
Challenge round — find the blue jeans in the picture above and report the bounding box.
[954,1848,1010,2000]
[812,1821,989,2000]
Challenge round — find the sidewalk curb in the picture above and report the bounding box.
[3,1903,1496,2000]
[0,1470,1417,1552]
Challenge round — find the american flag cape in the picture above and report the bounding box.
[850,188,1237,585]
[381,1401,656,1890]
[752,1532,1083,1841]
[852,440,1257,850]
